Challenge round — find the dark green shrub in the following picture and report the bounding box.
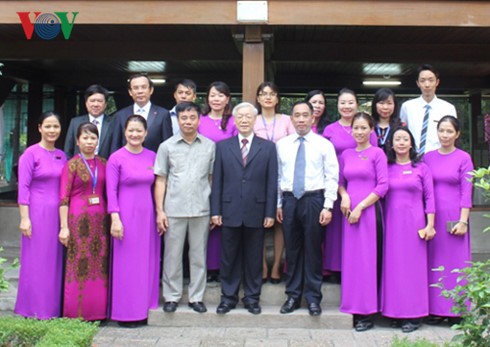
[391,336,446,347]
[0,317,99,347]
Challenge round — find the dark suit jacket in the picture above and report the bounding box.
[211,135,278,228]
[110,103,172,154]
[64,114,114,160]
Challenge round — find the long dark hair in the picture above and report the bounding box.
[387,126,420,166]
[202,81,232,131]
[304,89,330,134]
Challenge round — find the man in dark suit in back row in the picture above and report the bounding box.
[64,84,113,159]
[211,102,278,315]
[110,73,173,153]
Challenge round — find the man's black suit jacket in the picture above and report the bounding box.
[110,103,172,154]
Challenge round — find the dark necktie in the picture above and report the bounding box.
[241,138,249,166]
[293,137,305,199]
[419,104,431,154]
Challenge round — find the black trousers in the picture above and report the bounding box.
[220,225,265,305]
[282,192,324,304]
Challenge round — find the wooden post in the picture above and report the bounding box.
[242,26,264,104]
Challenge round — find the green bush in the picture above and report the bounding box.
[0,247,18,293]
[391,336,446,347]
[428,167,490,347]
[0,317,99,347]
[433,260,490,347]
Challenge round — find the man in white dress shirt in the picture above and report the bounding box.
[400,64,457,154]
[168,79,197,135]
[276,101,339,316]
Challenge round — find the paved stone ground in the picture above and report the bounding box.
[1,245,462,347]
[92,318,458,347]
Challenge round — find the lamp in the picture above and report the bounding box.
[362,80,401,87]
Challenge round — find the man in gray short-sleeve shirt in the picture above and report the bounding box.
[154,101,215,314]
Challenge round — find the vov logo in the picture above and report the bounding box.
[17,12,79,40]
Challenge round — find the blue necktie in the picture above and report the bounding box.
[293,137,305,199]
[419,104,431,154]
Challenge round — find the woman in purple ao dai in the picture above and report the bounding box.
[15,111,67,319]
[424,116,473,326]
[323,89,377,279]
[197,81,237,282]
[106,115,161,327]
[338,112,388,332]
[381,127,436,333]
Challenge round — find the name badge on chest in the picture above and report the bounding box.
[88,194,100,205]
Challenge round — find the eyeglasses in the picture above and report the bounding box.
[258,92,278,98]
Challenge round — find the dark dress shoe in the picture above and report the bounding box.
[269,277,281,284]
[280,298,300,314]
[216,302,235,314]
[307,303,322,316]
[117,319,147,328]
[354,319,374,332]
[188,301,207,313]
[262,277,268,284]
[163,301,178,312]
[244,302,262,315]
[426,315,445,325]
[391,319,401,328]
[448,317,462,326]
[401,319,421,333]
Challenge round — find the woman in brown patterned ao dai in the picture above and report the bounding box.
[58,122,109,321]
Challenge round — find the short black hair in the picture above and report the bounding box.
[290,100,313,115]
[84,84,109,102]
[127,72,154,90]
[175,101,201,118]
[76,122,99,139]
[417,64,439,80]
[174,79,197,93]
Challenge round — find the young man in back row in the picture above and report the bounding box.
[400,64,457,154]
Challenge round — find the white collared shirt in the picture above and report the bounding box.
[276,130,339,208]
[133,102,152,120]
[89,114,104,154]
[169,105,180,135]
[400,95,457,154]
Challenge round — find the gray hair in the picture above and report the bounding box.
[232,102,258,117]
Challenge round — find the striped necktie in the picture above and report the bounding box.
[419,104,431,154]
[241,138,249,166]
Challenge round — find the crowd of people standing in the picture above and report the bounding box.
[15,64,474,333]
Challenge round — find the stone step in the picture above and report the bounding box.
[148,305,352,329]
[179,281,341,307]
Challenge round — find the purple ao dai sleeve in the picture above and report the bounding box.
[372,149,388,198]
[421,163,436,214]
[17,150,35,205]
[105,153,121,213]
